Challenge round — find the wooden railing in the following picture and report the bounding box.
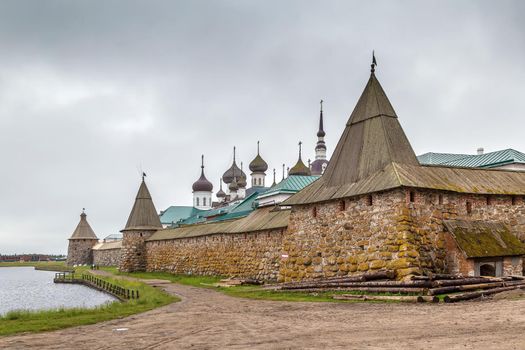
[54,272,139,300]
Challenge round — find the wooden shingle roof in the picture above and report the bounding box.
[321,72,418,187]
[122,179,162,231]
[285,70,525,206]
[69,211,98,240]
[148,206,289,241]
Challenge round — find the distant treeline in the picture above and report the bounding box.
[0,254,66,262]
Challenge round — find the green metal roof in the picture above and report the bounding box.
[418,149,525,169]
[417,152,471,165]
[159,206,204,225]
[257,175,320,199]
[174,191,264,227]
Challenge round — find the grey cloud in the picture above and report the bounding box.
[0,0,524,253]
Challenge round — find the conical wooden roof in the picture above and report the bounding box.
[122,179,162,231]
[321,72,418,186]
[69,211,98,240]
[285,69,525,206]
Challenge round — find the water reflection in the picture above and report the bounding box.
[0,267,116,315]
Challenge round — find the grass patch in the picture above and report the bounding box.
[102,267,223,288]
[0,261,71,272]
[101,268,404,303]
[0,272,178,336]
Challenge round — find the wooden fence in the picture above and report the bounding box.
[54,272,140,300]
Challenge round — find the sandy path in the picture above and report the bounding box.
[1,273,525,350]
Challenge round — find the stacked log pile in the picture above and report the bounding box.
[267,271,525,303]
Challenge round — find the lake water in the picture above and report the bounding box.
[0,267,117,315]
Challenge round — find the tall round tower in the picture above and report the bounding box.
[192,155,213,209]
[66,209,99,266]
[249,141,268,187]
[119,174,162,272]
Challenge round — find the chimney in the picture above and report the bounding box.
[477,147,484,155]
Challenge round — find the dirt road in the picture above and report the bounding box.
[1,277,525,350]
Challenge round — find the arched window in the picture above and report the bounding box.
[258,178,262,186]
[196,197,200,207]
[203,197,207,207]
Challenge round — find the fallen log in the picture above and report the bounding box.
[431,277,505,288]
[277,287,427,294]
[444,285,525,303]
[333,294,435,303]
[276,270,396,288]
[428,282,505,295]
[510,275,525,280]
[281,280,431,290]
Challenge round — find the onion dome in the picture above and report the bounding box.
[249,141,268,173]
[238,162,247,188]
[192,155,213,192]
[289,141,312,176]
[229,177,239,191]
[216,178,226,198]
[311,159,329,175]
[222,146,247,184]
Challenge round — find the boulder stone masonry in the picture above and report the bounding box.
[67,239,97,266]
[280,188,525,282]
[146,228,284,281]
[120,230,157,272]
[93,247,122,267]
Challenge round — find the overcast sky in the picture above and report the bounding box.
[0,0,524,254]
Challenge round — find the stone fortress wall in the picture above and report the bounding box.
[280,188,525,282]
[85,187,525,280]
[146,228,284,281]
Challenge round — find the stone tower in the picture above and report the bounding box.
[66,210,99,266]
[119,176,162,272]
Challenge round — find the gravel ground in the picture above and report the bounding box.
[1,275,525,350]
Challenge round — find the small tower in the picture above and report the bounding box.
[216,178,226,202]
[192,155,213,210]
[119,174,162,272]
[66,209,99,266]
[271,168,277,187]
[311,100,329,175]
[289,141,312,176]
[249,141,268,188]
